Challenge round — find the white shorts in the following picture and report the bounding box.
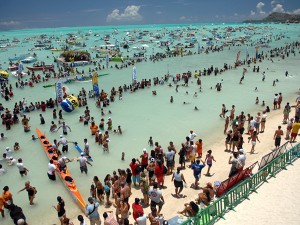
[252,141,256,146]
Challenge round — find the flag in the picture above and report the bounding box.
[132,66,137,81]
[55,80,63,105]
[255,46,260,59]
[92,72,99,97]
[106,54,109,69]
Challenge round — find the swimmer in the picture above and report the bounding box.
[183,102,190,105]
[194,106,199,111]
[254,87,258,92]
[170,96,173,103]
[32,135,38,141]
[14,142,20,151]
[121,152,125,161]
[152,91,157,96]
[186,91,188,95]
[193,92,198,97]
[118,125,122,134]
[262,101,265,106]
[255,97,259,104]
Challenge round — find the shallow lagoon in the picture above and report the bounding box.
[0,23,300,224]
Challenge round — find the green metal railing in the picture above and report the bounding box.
[181,142,300,225]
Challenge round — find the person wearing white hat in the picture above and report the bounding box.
[4,146,12,158]
[8,156,17,166]
[77,152,92,174]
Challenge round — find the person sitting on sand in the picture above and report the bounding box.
[177,201,199,217]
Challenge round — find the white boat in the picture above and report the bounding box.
[21,56,37,64]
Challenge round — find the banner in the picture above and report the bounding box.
[56,80,63,104]
[255,46,260,59]
[132,66,137,81]
[92,72,99,97]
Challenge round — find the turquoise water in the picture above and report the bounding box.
[0,23,300,224]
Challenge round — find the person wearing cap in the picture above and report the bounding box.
[77,152,92,174]
[58,135,69,153]
[48,159,56,181]
[103,211,118,225]
[132,198,144,221]
[53,196,67,225]
[85,197,101,225]
[8,156,17,166]
[57,122,71,135]
[140,149,149,171]
[4,146,12,158]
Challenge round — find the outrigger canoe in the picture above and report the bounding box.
[74,142,93,161]
[36,128,86,212]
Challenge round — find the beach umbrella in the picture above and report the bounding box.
[132,66,137,82]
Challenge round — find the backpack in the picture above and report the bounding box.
[135,166,142,174]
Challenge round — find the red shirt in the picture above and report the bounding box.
[130,162,139,176]
[141,153,148,165]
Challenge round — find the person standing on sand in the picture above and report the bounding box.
[290,117,300,143]
[228,152,239,178]
[18,181,36,205]
[224,116,229,134]
[229,105,235,121]
[273,94,278,110]
[204,150,216,175]
[249,131,260,154]
[191,159,205,189]
[148,182,165,214]
[277,93,282,109]
[260,111,267,133]
[171,167,186,198]
[274,126,284,149]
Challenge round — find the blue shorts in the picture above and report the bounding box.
[194,173,200,181]
[132,175,140,183]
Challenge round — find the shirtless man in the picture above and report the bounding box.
[21,115,30,126]
[224,116,229,134]
[274,126,284,149]
[120,183,131,203]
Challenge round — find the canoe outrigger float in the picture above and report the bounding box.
[36,128,86,212]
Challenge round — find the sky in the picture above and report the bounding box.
[0,0,300,30]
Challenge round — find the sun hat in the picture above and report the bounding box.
[80,152,84,156]
[60,135,63,138]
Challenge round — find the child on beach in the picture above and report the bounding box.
[249,131,260,154]
[205,150,216,176]
[90,184,96,199]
